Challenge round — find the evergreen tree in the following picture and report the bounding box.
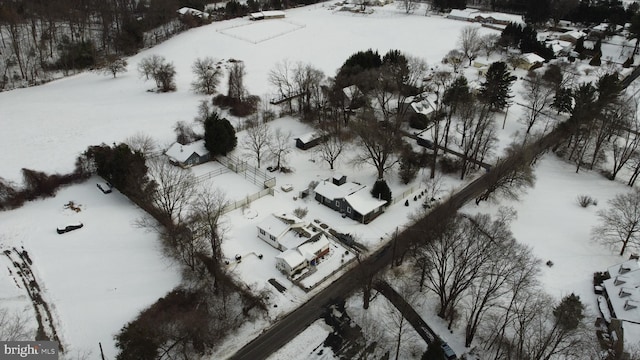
[204,113,237,156]
[479,62,516,111]
[553,293,584,331]
[371,179,392,202]
[552,87,573,114]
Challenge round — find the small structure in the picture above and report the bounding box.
[165,140,210,168]
[447,8,524,25]
[295,132,324,150]
[275,236,330,277]
[517,53,545,70]
[559,30,586,44]
[600,258,640,358]
[314,175,387,223]
[249,10,285,20]
[177,7,208,19]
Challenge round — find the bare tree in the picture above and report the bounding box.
[228,61,246,101]
[475,142,536,205]
[457,99,497,180]
[315,130,344,170]
[397,0,420,14]
[458,26,482,66]
[381,279,420,360]
[611,103,640,180]
[352,110,404,179]
[268,59,296,113]
[191,57,223,95]
[137,54,164,81]
[148,157,197,222]
[189,188,229,264]
[243,121,272,168]
[480,34,500,59]
[442,49,465,72]
[100,55,128,78]
[124,132,157,157]
[173,121,200,145]
[418,214,495,327]
[520,72,554,138]
[592,189,640,256]
[0,308,32,341]
[269,128,292,170]
[293,62,325,116]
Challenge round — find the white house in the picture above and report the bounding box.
[559,30,586,44]
[601,259,640,358]
[256,213,305,250]
[165,140,210,168]
[258,213,331,277]
[275,235,330,277]
[518,53,545,70]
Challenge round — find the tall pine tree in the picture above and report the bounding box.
[479,62,516,111]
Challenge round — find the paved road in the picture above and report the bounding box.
[230,127,564,360]
[373,280,437,344]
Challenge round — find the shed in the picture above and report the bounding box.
[295,132,323,150]
[250,10,285,20]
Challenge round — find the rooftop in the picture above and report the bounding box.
[165,140,208,163]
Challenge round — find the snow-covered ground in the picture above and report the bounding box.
[0,177,181,358]
[2,2,640,359]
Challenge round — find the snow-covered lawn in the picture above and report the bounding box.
[0,178,181,358]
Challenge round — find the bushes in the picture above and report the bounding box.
[212,94,260,117]
[439,156,462,174]
[577,194,597,207]
[56,39,97,71]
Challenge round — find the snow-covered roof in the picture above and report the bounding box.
[257,214,292,239]
[314,181,365,201]
[603,259,640,324]
[560,31,586,40]
[521,53,545,64]
[344,189,387,215]
[279,230,312,251]
[276,249,306,269]
[447,8,479,20]
[296,132,319,144]
[177,7,208,18]
[410,99,436,116]
[477,12,524,24]
[165,140,208,164]
[298,235,330,260]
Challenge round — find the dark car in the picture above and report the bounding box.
[440,342,457,360]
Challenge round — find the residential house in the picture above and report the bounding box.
[447,9,524,25]
[165,140,210,168]
[275,235,330,277]
[400,94,437,121]
[600,258,640,359]
[257,213,331,277]
[559,30,586,44]
[517,53,546,70]
[177,7,208,19]
[314,175,387,223]
[295,132,324,150]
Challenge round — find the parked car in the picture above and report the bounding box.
[440,342,457,360]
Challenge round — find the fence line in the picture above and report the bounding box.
[217,154,276,189]
[195,167,230,183]
[222,187,275,214]
[390,185,420,206]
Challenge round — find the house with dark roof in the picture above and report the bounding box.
[314,175,387,223]
[164,140,210,168]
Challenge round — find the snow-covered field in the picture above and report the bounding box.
[2,2,640,359]
[0,177,181,358]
